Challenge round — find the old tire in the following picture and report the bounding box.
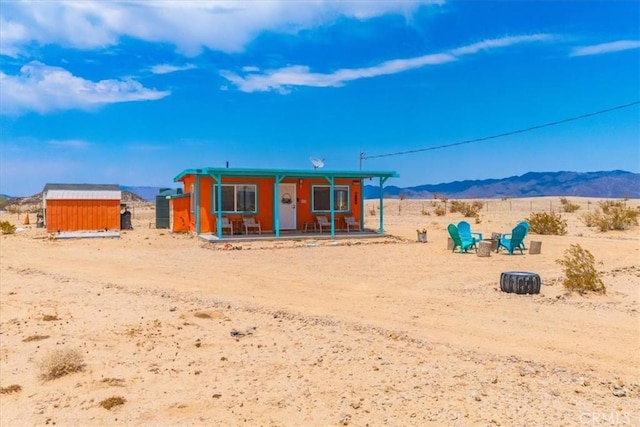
[500,271,541,294]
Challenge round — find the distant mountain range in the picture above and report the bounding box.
[363,170,639,199]
[2,171,637,202]
[120,186,172,201]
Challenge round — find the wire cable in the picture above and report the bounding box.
[364,101,640,160]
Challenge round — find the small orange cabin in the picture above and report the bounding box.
[43,183,122,232]
[171,167,398,238]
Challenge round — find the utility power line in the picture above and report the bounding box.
[363,100,640,161]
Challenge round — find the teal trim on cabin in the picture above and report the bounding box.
[195,175,201,235]
[174,167,398,182]
[173,167,398,237]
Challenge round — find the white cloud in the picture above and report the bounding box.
[570,40,640,57]
[221,34,554,93]
[450,34,554,56]
[0,61,170,115]
[0,0,442,57]
[150,63,196,75]
[47,139,92,149]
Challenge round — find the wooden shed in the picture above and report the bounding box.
[43,183,122,232]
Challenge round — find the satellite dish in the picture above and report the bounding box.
[310,157,325,169]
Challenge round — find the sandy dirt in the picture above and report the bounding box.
[1,197,638,426]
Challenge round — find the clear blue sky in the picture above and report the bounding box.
[1,1,639,196]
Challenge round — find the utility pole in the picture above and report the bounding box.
[359,152,366,170]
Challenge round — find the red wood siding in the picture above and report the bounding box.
[46,199,120,232]
[170,196,190,232]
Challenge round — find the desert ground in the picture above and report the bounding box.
[1,197,638,426]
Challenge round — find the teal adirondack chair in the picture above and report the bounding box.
[517,221,530,250]
[447,224,477,253]
[497,224,526,255]
[457,221,483,243]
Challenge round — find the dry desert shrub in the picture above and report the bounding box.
[556,244,605,295]
[526,212,567,235]
[559,197,580,213]
[42,314,59,321]
[0,384,22,394]
[100,396,126,410]
[39,348,85,381]
[449,200,484,217]
[581,200,639,232]
[0,220,16,235]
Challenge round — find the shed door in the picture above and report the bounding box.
[278,183,296,230]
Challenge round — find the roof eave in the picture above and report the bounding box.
[174,167,398,181]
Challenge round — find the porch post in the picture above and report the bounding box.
[195,173,201,235]
[214,173,222,239]
[379,176,389,235]
[359,179,364,230]
[274,175,285,238]
[327,176,335,236]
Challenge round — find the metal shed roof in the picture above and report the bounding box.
[43,183,120,192]
[44,190,121,200]
[43,183,121,200]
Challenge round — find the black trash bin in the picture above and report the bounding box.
[120,209,132,230]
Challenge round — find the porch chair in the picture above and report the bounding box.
[457,221,482,243]
[344,215,361,232]
[243,217,262,235]
[218,216,233,235]
[497,224,526,255]
[316,215,331,233]
[447,223,477,254]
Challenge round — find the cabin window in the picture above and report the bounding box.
[312,185,350,212]
[212,184,257,213]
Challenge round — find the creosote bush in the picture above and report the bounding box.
[559,197,580,213]
[0,384,22,394]
[581,200,639,232]
[556,244,605,294]
[0,220,16,235]
[39,348,85,381]
[449,200,484,217]
[434,206,446,216]
[526,212,567,235]
[100,396,126,410]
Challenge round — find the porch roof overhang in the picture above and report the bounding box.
[174,167,398,181]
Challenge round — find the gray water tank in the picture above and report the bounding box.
[156,188,181,229]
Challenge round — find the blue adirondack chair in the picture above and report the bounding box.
[497,225,527,255]
[457,221,483,243]
[447,224,477,253]
[517,221,530,250]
